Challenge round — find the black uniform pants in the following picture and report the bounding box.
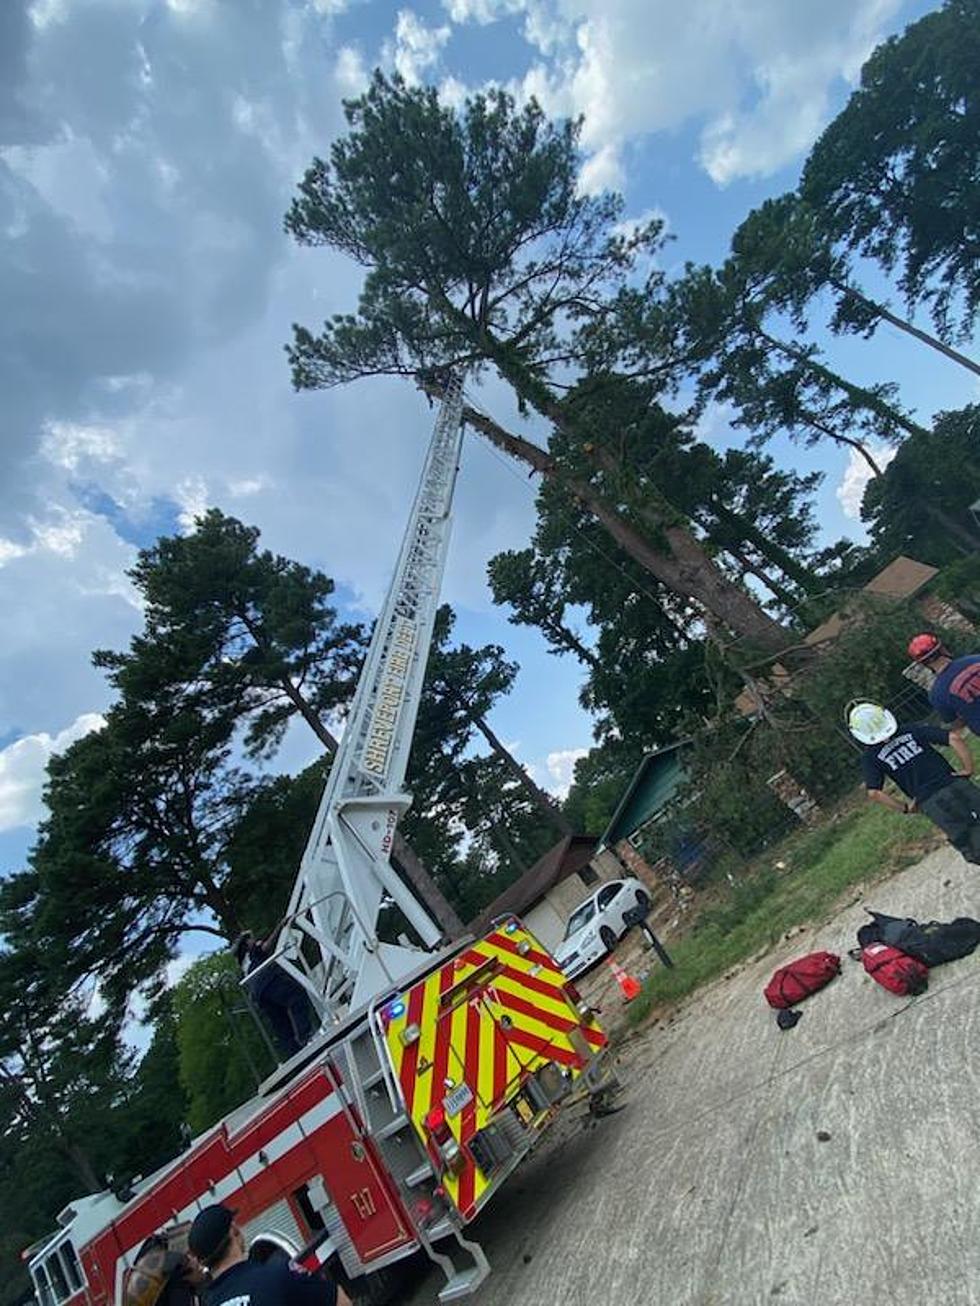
[920,778,980,864]
[249,965,315,1058]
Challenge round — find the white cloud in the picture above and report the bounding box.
[442,0,528,22]
[0,712,106,832]
[335,45,368,97]
[227,475,270,497]
[385,9,452,86]
[836,443,898,521]
[41,420,121,472]
[449,0,903,190]
[175,475,209,533]
[0,538,29,567]
[545,746,588,798]
[29,507,88,558]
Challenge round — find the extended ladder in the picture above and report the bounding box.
[270,375,466,1025]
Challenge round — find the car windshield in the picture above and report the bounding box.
[563,899,596,940]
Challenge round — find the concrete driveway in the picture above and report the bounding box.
[407,845,980,1305]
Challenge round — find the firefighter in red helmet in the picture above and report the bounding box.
[908,634,980,738]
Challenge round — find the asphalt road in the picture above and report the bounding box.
[406,845,980,1305]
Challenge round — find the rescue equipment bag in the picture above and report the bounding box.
[861,942,928,997]
[857,911,980,967]
[764,951,841,1009]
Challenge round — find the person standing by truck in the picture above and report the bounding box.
[188,1206,350,1306]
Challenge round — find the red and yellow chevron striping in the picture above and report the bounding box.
[379,918,607,1221]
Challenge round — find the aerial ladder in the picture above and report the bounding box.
[25,376,616,1306]
[259,371,466,1027]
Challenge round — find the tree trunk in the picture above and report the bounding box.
[800,413,884,476]
[755,325,931,441]
[0,1064,103,1194]
[707,498,821,595]
[64,1139,103,1194]
[723,542,799,610]
[541,616,600,668]
[468,709,573,837]
[484,818,531,877]
[276,670,465,938]
[829,278,980,379]
[450,393,792,655]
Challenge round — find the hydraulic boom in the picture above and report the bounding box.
[271,374,465,1026]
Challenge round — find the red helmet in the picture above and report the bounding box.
[908,632,943,663]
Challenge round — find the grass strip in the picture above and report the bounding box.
[627,800,941,1026]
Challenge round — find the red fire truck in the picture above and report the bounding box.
[25,378,619,1305]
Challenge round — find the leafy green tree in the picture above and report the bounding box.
[106,509,462,939]
[731,194,980,378]
[623,262,928,477]
[172,953,276,1134]
[286,73,792,654]
[0,941,137,1199]
[487,549,599,668]
[862,404,980,562]
[102,509,365,759]
[562,738,647,837]
[801,0,980,340]
[4,702,250,1013]
[400,607,571,919]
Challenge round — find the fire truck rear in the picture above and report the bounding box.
[27,917,613,1304]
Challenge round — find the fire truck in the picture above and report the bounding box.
[26,376,617,1306]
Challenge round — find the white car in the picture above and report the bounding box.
[553,878,651,980]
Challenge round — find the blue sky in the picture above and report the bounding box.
[1,0,975,885]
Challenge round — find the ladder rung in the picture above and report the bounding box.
[375,1114,410,1140]
[362,1067,386,1089]
[405,1162,433,1187]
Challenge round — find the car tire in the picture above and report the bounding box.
[599,924,618,953]
[634,889,651,911]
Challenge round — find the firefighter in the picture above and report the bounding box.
[187,1205,350,1306]
[234,929,315,1060]
[847,700,980,863]
[907,633,980,736]
[125,1223,203,1306]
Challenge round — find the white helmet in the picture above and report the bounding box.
[846,700,897,746]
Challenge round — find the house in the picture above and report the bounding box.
[594,742,698,885]
[470,833,613,952]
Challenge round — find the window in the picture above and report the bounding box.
[33,1267,55,1306]
[60,1245,83,1294]
[46,1255,69,1303]
[563,899,596,939]
[576,864,599,886]
[597,883,623,910]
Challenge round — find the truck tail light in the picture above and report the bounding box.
[423,1107,465,1176]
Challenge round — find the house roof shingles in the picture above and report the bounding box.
[469,833,598,934]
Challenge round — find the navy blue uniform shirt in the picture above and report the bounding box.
[203,1258,337,1306]
[929,655,980,733]
[861,722,954,803]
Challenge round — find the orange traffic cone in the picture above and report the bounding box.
[607,956,642,1002]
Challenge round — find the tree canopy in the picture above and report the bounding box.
[801,0,980,339]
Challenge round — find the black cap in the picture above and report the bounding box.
[188,1205,236,1263]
